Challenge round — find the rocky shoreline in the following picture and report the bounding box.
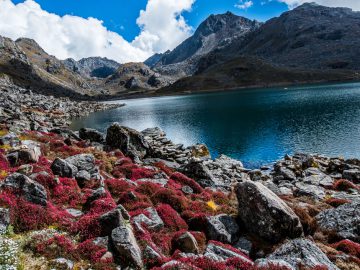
[0,84,359,269]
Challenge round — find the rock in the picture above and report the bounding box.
[236,181,303,243]
[0,208,10,235]
[65,208,83,217]
[106,123,149,160]
[173,232,199,254]
[181,160,216,188]
[181,185,193,194]
[143,245,162,261]
[294,182,326,200]
[79,127,105,143]
[342,169,360,183]
[267,238,339,270]
[254,259,295,270]
[49,258,74,270]
[17,164,33,175]
[2,173,47,206]
[99,207,129,236]
[111,225,143,269]
[0,132,19,147]
[133,207,164,232]
[65,154,96,173]
[204,242,253,264]
[6,141,41,166]
[275,167,296,181]
[234,237,253,256]
[83,187,107,212]
[316,201,360,241]
[75,170,91,187]
[50,157,78,178]
[205,214,239,244]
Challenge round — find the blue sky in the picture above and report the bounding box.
[10,0,289,42]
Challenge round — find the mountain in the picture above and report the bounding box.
[103,62,171,96]
[163,3,360,93]
[146,12,261,79]
[63,57,121,78]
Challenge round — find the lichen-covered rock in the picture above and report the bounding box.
[205,214,239,244]
[106,123,149,160]
[2,173,47,206]
[267,238,339,270]
[236,181,303,243]
[111,225,143,269]
[50,157,78,178]
[316,201,360,241]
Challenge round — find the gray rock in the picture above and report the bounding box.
[234,237,253,256]
[316,201,360,241]
[236,181,303,243]
[173,232,199,254]
[182,160,216,188]
[2,173,47,206]
[205,214,239,244]
[111,225,143,269]
[204,242,253,264]
[75,170,91,187]
[79,128,105,143]
[133,207,164,232]
[254,259,295,270]
[143,245,162,261]
[276,167,296,181]
[294,182,326,200]
[106,123,149,160]
[99,208,128,236]
[181,185,193,194]
[65,154,96,173]
[65,208,83,217]
[0,208,10,235]
[51,157,78,178]
[268,238,339,270]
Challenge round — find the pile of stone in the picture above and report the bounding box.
[0,76,121,133]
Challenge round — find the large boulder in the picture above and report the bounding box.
[79,128,105,143]
[205,214,239,244]
[181,160,216,188]
[106,123,149,160]
[236,181,303,243]
[111,225,143,269]
[51,158,78,178]
[267,238,339,270]
[2,173,47,206]
[316,201,360,241]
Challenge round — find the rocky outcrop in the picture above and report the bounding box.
[106,123,149,161]
[236,181,303,243]
[51,158,78,178]
[266,238,340,270]
[1,173,47,206]
[205,214,239,244]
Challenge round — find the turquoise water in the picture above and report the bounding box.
[71,82,360,167]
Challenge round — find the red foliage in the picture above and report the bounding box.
[72,214,101,240]
[105,178,133,197]
[332,239,360,258]
[333,179,359,191]
[136,182,162,196]
[131,167,156,181]
[152,188,188,212]
[77,239,110,263]
[169,172,203,194]
[36,234,76,259]
[325,198,351,207]
[117,191,153,212]
[52,177,81,207]
[156,204,188,232]
[154,161,174,176]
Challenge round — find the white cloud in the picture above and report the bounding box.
[277,0,360,10]
[0,0,195,63]
[235,0,254,9]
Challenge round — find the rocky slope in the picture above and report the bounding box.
[63,57,121,79]
[162,3,360,94]
[0,82,359,269]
